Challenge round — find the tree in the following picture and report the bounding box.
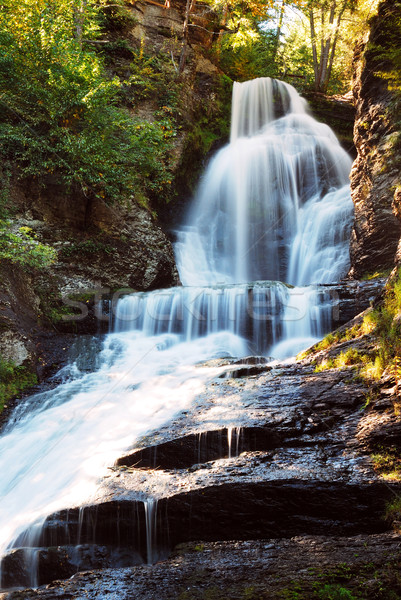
[307,0,356,92]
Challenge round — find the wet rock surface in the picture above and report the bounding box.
[303,91,356,156]
[2,533,401,599]
[3,358,401,594]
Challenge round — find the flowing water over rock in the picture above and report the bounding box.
[0,77,355,589]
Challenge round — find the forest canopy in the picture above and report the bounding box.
[212,0,379,92]
[0,0,380,211]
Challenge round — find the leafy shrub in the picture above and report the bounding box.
[0,0,176,207]
[0,221,57,269]
[0,355,37,411]
[314,584,356,600]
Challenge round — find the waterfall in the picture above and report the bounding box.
[176,81,352,287]
[0,77,354,587]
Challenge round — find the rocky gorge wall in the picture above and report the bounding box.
[349,0,401,278]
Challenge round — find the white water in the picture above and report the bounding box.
[0,77,354,586]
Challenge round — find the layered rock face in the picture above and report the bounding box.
[349,0,401,278]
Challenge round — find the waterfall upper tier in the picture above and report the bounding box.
[176,78,353,287]
[230,77,307,142]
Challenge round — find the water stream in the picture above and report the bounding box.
[0,77,354,587]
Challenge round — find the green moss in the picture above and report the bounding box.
[46,304,80,324]
[306,268,401,385]
[37,287,97,330]
[170,556,401,599]
[356,269,401,383]
[385,495,401,522]
[0,355,37,412]
[296,324,365,361]
[0,220,57,269]
[360,269,392,281]
[276,559,401,599]
[60,238,115,258]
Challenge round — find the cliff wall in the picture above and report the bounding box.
[349,0,401,278]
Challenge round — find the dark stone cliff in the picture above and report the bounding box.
[349,0,401,278]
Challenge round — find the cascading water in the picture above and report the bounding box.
[176,78,352,287]
[0,77,354,588]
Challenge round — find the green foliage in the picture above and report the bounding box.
[0,164,12,215]
[370,0,401,93]
[0,220,57,269]
[357,270,401,383]
[127,46,181,108]
[0,355,37,412]
[314,584,356,600]
[100,2,139,32]
[216,28,280,81]
[0,0,176,207]
[296,332,342,360]
[314,348,370,373]
[214,0,376,94]
[316,333,340,351]
[361,269,392,281]
[385,494,401,522]
[306,269,401,384]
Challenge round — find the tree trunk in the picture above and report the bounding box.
[215,3,229,59]
[73,0,87,47]
[309,0,349,93]
[309,9,320,88]
[318,1,336,91]
[273,0,286,59]
[179,0,196,74]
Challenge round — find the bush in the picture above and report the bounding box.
[0,0,176,207]
[0,355,37,411]
[0,221,57,269]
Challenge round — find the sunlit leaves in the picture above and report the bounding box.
[0,221,57,268]
[0,0,175,205]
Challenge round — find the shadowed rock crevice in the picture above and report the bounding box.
[4,479,400,587]
[116,426,281,470]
